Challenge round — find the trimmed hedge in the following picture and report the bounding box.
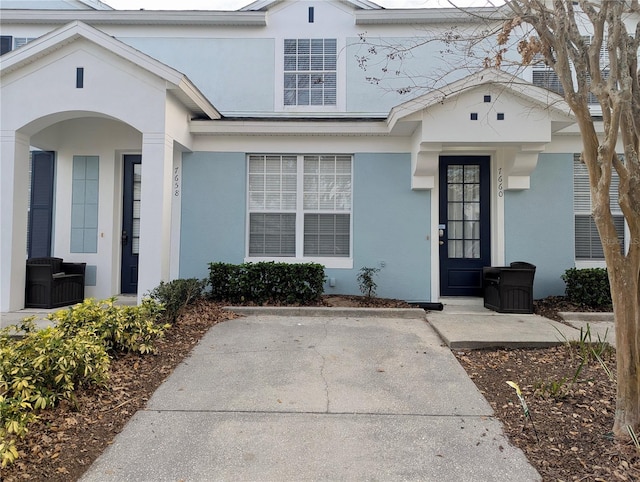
[561,268,612,308]
[208,262,325,305]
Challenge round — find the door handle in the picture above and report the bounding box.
[122,230,129,246]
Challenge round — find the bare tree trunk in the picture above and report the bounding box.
[608,261,640,436]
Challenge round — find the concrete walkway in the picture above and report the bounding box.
[80,309,542,482]
[428,297,616,349]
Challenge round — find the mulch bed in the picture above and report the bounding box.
[2,295,639,481]
[2,300,238,482]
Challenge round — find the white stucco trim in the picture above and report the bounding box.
[169,149,183,281]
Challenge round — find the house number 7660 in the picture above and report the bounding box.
[497,167,504,198]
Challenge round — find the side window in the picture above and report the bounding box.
[573,154,624,259]
[71,156,100,254]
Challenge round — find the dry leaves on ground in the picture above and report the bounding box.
[3,295,639,482]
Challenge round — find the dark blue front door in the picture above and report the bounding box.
[121,155,141,294]
[439,156,491,296]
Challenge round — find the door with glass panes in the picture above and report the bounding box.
[439,156,491,296]
[121,155,141,294]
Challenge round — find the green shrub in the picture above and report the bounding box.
[0,320,110,467]
[148,278,206,323]
[208,261,325,305]
[50,298,168,354]
[0,298,169,467]
[561,268,612,308]
[357,266,380,298]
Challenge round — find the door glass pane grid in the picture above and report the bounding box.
[447,165,481,259]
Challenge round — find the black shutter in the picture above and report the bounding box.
[0,36,12,55]
[28,151,55,258]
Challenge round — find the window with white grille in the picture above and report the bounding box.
[284,39,337,106]
[574,154,624,259]
[248,154,352,259]
[532,36,609,105]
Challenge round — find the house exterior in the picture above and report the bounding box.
[0,0,626,312]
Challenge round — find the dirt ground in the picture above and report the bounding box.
[2,296,639,481]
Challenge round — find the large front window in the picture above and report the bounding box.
[284,39,337,106]
[248,154,352,260]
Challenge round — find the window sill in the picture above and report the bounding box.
[244,256,353,269]
[575,260,607,269]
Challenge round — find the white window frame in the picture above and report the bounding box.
[573,153,625,267]
[280,38,340,113]
[246,154,353,269]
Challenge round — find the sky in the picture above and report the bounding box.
[104,0,500,10]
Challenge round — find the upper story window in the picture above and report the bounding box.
[284,39,337,106]
[573,154,624,260]
[1,36,36,55]
[532,36,609,106]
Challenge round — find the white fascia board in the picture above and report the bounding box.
[355,6,504,25]
[0,9,266,26]
[189,120,390,136]
[176,78,221,120]
[387,69,574,130]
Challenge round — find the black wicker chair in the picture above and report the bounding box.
[25,257,86,309]
[482,261,536,314]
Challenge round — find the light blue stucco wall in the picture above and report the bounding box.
[179,151,431,301]
[504,153,574,298]
[120,38,275,113]
[179,152,247,280]
[326,153,431,301]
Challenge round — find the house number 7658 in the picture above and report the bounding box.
[174,166,180,197]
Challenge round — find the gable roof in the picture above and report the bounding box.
[0,20,220,120]
[388,68,575,132]
[240,0,382,11]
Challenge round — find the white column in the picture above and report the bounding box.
[0,132,30,313]
[137,132,173,303]
[169,148,182,280]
